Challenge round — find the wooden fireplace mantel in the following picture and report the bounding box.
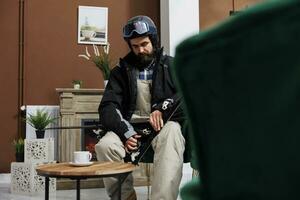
[56,88,104,94]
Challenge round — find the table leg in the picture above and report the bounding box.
[114,173,132,200]
[118,175,122,200]
[45,177,49,200]
[76,179,80,200]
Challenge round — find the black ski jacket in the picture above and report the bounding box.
[98,48,184,142]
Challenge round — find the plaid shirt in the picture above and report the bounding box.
[138,60,154,80]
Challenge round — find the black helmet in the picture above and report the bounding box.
[123,15,158,48]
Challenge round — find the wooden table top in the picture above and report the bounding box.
[36,162,136,177]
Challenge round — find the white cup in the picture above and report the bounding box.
[82,30,96,39]
[73,151,92,163]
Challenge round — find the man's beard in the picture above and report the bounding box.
[135,52,155,69]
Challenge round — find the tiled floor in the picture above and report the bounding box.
[0,164,193,200]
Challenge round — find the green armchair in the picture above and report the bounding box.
[173,0,300,199]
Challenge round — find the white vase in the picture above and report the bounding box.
[73,84,80,89]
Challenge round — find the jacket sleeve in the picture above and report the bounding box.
[151,55,185,122]
[152,94,184,122]
[98,67,136,142]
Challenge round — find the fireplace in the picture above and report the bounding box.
[56,88,104,162]
[81,119,100,161]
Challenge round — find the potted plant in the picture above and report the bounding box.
[78,43,112,87]
[26,108,57,138]
[12,138,24,162]
[72,80,83,89]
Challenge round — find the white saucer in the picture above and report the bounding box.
[69,162,94,167]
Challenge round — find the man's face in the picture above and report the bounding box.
[129,36,154,66]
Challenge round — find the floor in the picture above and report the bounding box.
[0,164,193,200]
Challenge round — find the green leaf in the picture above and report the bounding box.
[12,138,24,153]
[26,108,57,130]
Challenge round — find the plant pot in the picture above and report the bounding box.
[36,130,45,138]
[15,152,24,162]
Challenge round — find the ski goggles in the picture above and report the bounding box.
[123,21,149,38]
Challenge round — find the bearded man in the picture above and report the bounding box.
[95,15,186,200]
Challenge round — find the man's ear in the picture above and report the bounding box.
[127,41,133,50]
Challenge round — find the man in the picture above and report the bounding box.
[95,15,186,200]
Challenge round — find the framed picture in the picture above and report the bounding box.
[78,6,108,45]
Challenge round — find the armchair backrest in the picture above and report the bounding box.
[174,0,300,199]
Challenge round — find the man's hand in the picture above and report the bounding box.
[150,110,164,132]
[125,134,142,153]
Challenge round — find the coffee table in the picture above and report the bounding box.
[36,161,136,200]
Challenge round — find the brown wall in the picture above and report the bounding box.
[0,0,159,172]
[0,0,20,173]
[24,0,159,105]
[200,0,264,30]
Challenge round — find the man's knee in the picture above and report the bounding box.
[95,139,113,155]
[160,121,182,139]
[165,121,181,131]
[154,121,185,147]
[95,134,125,160]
